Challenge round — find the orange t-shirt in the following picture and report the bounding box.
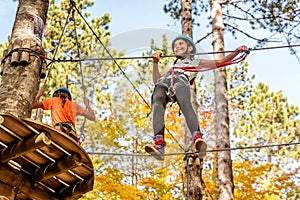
[41,97,85,126]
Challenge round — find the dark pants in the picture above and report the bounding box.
[152,76,199,137]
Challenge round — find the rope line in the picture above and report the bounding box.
[42,7,72,87]
[66,3,300,154]
[72,7,87,144]
[69,0,151,109]
[86,141,300,157]
[31,1,299,157]
[69,0,187,151]
[33,7,72,121]
[39,43,300,63]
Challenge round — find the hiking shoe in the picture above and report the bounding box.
[145,139,166,161]
[198,141,207,158]
[193,131,204,151]
[193,131,207,158]
[145,144,165,161]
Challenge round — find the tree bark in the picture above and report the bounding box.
[0,0,48,117]
[0,0,49,198]
[211,0,234,199]
[181,0,204,199]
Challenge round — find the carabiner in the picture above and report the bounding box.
[166,86,176,97]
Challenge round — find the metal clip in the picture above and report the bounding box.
[166,87,175,97]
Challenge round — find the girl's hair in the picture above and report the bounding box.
[53,90,69,107]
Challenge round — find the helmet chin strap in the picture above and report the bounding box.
[173,56,182,64]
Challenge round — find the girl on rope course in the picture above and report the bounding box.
[32,87,95,143]
[145,35,248,161]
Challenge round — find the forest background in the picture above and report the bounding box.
[0,0,299,199]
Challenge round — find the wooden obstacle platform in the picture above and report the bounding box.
[0,112,94,200]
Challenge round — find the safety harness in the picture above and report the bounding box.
[167,49,250,99]
[54,122,79,142]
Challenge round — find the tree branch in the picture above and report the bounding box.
[224,23,282,43]
[195,31,213,45]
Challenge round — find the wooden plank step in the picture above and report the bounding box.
[0,112,94,199]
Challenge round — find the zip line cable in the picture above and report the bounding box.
[87,141,300,157]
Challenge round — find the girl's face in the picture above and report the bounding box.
[173,39,194,56]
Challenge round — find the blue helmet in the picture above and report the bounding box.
[172,35,197,54]
[53,87,72,100]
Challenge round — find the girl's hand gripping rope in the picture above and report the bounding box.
[236,45,250,59]
[236,45,248,53]
[152,52,162,64]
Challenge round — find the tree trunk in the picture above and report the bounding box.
[0,0,48,117]
[0,0,49,198]
[211,0,234,200]
[181,0,204,199]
